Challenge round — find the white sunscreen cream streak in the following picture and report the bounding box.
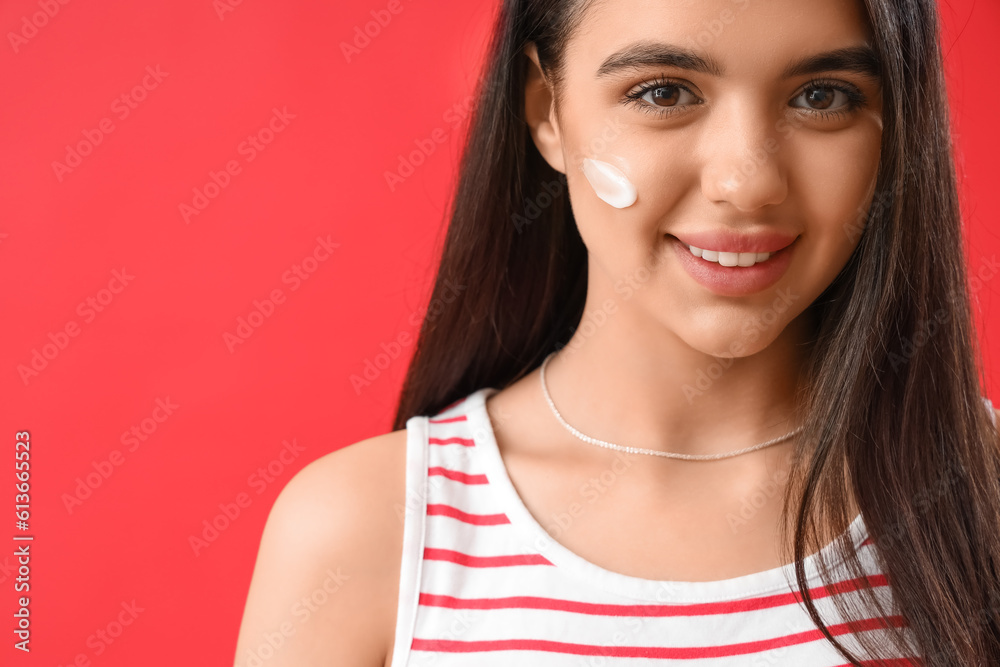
[582,157,637,209]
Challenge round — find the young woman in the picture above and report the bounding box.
[234,0,1000,665]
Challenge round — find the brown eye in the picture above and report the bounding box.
[641,84,697,108]
[648,86,681,106]
[622,77,703,118]
[801,85,841,111]
[790,80,867,118]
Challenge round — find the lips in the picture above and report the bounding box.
[669,230,798,254]
[668,234,797,297]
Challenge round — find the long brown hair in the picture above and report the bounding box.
[392,0,1000,663]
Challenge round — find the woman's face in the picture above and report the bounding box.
[527,0,883,358]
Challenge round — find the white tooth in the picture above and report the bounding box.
[718,252,739,267]
[692,246,773,267]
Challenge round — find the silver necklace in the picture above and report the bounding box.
[539,351,804,461]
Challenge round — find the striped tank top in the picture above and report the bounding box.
[390,388,994,665]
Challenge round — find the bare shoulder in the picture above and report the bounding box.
[234,428,409,667]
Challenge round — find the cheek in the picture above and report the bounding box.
[789,128,880,243]
[581,158,637,209]
[791,130,881,283]
[563,132,653,262]
[567,132,688,234]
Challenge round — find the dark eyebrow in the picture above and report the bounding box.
[595,41,881,82]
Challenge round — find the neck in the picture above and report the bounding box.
[544,293,815,461]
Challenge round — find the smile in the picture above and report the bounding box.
[668,235,798,297]
[683,244,773,267]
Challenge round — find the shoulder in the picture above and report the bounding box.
[234,428,410,666]
[272,427,410,548]
[265,427,410,553]
[284,427,410,512]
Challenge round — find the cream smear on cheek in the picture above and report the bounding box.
[581,157,638,209]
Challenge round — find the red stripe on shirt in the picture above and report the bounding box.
[428,466,489,485]
[428,436,476,447]
[429,415,468,424]
[427,503,511,525]
[423,547,553,567]
[411,615,910,658]
[418,574,891,617]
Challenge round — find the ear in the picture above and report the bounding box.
[523,43,566,174]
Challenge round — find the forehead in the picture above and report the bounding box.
[568,0,875,80]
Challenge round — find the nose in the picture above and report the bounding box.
[700,102,788,212]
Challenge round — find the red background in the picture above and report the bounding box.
[0,0,996,664]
